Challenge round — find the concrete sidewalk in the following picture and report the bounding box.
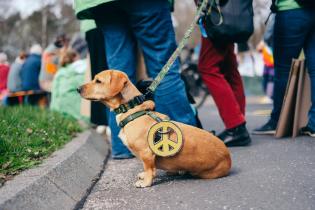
[81,98,315,210]
[0,130,109,210]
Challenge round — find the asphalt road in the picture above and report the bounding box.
[81,98,315,210]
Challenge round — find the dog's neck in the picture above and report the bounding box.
[120,82,142,104]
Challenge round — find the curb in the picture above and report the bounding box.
[0,130,109,210]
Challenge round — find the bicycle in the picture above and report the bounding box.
[180,47,209,109]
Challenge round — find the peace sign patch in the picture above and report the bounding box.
[148,121,183,157]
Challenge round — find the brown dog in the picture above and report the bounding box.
[78,70,231,188]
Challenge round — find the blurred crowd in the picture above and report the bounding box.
[0,33,89,121]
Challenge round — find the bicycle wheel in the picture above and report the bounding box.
[181,64,208,108]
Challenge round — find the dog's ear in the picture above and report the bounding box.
[108,70,127,97]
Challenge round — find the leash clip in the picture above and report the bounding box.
[144,88,154,100]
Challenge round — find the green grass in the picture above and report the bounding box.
[0,106,82,186]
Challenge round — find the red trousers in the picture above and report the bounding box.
[198,37,246,129]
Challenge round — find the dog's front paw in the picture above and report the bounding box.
[137,172,145,180]
[134,180,152,188]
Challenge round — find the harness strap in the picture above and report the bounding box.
[119,110,148,128]
[147,111,166,123]
[118,110,168,128]
[114,95,146,114]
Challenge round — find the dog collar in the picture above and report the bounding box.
[114,95,146,114]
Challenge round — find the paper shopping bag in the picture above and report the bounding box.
[275,59,311,138]
[292,60,311,137]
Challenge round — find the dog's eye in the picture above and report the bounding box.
[95,79,101,84]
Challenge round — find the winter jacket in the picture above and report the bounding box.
[0,64,9,93]
[40,44,59,82]
[80,20,97,34]
[74,0,174,19]
[50,59,87,121]
[74,0,114,19]
[277,0,301,11]
[21,54,41,91]
[7,60,23,92]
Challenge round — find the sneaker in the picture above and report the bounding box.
[217,123,251,147]
[112,154,135,159]
[300,126,315,137]
[96,125,107,134]
[252,120,277,135]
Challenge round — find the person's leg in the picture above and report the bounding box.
[262,68,269,94]
[254,9,312,134]
[85,28,108,126]
[222,44,246,115]
[124,0,196,126]
[94,4,136,158]
[304,12,315,131]
[198,37,245,129]
[270,9,310,124]
[198,38,250,146]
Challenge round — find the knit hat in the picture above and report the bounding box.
[30,44,42,55]
[0,52,8,64]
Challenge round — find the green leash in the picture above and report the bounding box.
[146,0,211,95]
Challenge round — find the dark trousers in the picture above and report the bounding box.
[85,28,108,126]
[271,8,315,128]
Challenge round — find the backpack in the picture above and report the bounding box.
[202,0,254,44]
[295,0,315,8]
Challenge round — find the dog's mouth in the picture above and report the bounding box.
[87,98,99,102]
[80,95,100,101]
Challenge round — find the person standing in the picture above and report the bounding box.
[81,20,109,130]
[253,0,315,136]
[74,0,197,159]
[194,0,252,146]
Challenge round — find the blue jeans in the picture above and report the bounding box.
[94,0,196,158]
[270,8,315,129]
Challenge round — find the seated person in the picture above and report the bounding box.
[7,52,28,92]
[21,44,42,91]
[0,52,10,100]
[50,49,87,121]
[39,34,69,92]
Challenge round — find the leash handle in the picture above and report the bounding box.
[146,0,211,94]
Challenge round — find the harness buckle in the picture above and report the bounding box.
[120,105,128,113]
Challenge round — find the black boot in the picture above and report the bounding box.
[217,123,251,147]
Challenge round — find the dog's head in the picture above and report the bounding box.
[78,70,130,108]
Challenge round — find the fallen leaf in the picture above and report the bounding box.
[26,128,33,134]
[2,161,11,169]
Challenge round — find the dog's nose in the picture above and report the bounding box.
[77,87,82,94]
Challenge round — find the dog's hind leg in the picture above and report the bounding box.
[134,152,156,188]
[197,160,230,179]
[166,171,179,176]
